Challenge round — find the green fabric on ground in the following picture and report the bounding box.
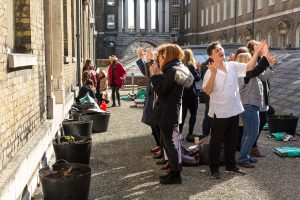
[273,146,300,157]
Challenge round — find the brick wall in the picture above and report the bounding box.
[0,0,46,171]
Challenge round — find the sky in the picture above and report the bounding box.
[128,0,156,29]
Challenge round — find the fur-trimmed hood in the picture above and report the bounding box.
[173,64,194,88]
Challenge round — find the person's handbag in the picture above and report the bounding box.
[199,90,208,104]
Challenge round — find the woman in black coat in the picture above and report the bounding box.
[150,44,194,184]
[179,49,201,142]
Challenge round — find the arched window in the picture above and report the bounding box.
[296,24,300,48]
[267,30,273,48]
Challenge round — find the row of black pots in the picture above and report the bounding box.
[70,110,110,133]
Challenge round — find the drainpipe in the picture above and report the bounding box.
[234,0,237,42]
[88,2,91,59]
[76,0,81,87]
[252,0,255,39]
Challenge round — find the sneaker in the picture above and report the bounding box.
[225,167,246,175]
[210,171,221,179]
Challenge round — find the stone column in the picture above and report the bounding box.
[144,0,148,31]
[165,0,169,32]
[147,0,151,32]
[118,0,123,32]
[158,0,163,32]
[124,0,129,32]
[155,0,159,31]
[52,0,65,104]
[135,0,140,32]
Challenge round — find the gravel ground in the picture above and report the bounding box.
[33,92,300,200]
[88,96,300,200]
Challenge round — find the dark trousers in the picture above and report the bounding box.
[151,124,160,146]
[179,100,198,135]
[202,101,211,136]
[111,86,120,105]
[209,115,239,172]
[160,126,180,172]
[253,111,267,148]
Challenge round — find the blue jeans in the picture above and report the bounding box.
[238,105,260,164]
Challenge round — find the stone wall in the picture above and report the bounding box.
[0,0,46,171]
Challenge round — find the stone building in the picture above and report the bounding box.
[95,0,186,59]
[186,0,300,49]
[0,0,96,199]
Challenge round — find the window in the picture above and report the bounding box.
[257,0,263,9]
[107,14,115,29]
[107,0,115,6]
[172,14,179,29]
[185,14,187,29]
[296,25,300,48]
[267,30,273,48]
[211,5,214,24]
[205,6,208,25]
[172,0,180,6]
[238,0,242,16]
[217,3,220,22]
[201,9,204,27]
[247,0,253,13]
[256,32,261,41]
[268,0,275,5]
[188,11,190,28]
[230,0,234,18]
[223,0,227,20]
[7,0,14,50]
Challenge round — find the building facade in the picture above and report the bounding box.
[186,0,300,49]
[0,0,96,199]
[95,0,186,59]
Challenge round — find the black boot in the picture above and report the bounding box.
[159,171,182,184]
[117,91,121,106]
[185,134,194,142]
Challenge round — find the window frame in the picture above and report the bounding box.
[107,14,116,29]
[172,0,180,6]
[172,14,180,29]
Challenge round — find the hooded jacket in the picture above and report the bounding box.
[151,60,194,130]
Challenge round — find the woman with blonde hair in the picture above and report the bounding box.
[150,44,194,184]
[179,49,200,142]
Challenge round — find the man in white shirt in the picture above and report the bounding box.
[203,40,266,179]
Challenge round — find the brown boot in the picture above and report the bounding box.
[251,147,265,157]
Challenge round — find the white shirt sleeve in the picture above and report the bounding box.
[229,61,247,77]
[202,69,211,89]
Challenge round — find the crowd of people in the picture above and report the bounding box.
[76,56,127,107]
[135,39,277,184]
[78,39,277,185]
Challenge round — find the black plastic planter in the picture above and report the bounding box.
[80,112,110,133]
[62,120,93,137]
[268,114,299,135]
[39,162,91,200]
[53,136,92,165]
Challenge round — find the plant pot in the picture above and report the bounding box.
[62,119,93,137]
[73,102,95,110]
[268,114,299,135]
[53,135,92,165]
[39,162,91,200]
[70,110,94,120]
[80,112,110,133]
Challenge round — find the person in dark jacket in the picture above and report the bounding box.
[150,44,194,184]
[200,59,211,137]
[76,71,97,103]
[136,47,162,157]
[179,49,200,142]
